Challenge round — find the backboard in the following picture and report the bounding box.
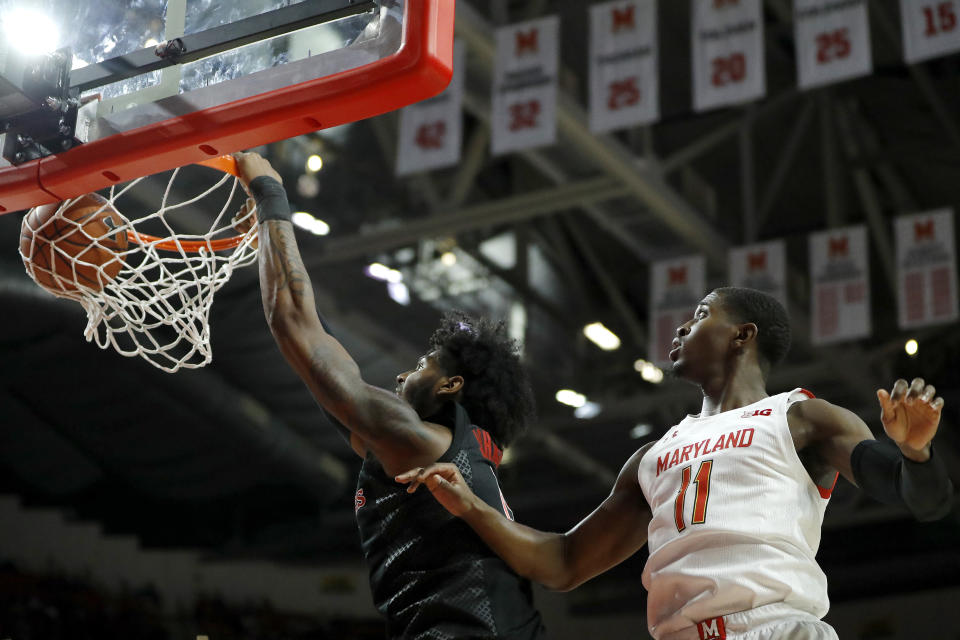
[0,0,454,213]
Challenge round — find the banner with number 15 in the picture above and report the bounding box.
[901,0,960,63]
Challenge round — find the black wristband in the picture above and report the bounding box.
[852,439,954,521]
[249,176,292,223]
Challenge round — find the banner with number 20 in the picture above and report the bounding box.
[691,0,766,112]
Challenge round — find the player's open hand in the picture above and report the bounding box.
[231,197,259,248]
[396,463,475,517]
[233,151,283,188]
[877,378,944,461]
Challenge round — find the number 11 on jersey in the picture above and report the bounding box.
[674,460,714,532]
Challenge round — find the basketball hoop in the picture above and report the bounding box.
[19,156,259,373]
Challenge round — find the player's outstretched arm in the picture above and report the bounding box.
[789,378,953,521]
[235,152,449,474]
[397,444,654,591]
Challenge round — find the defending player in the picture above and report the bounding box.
[399,287,954,640]
[234,152,546,639]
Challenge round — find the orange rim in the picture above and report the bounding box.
[126,155,252,252]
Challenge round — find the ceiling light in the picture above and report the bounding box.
[574,401,602,420]
[905,339,918,356]
[440,251,457,266]
[365,262,403,283]
[291,211,329,236]
[387,281,410,305]
[583,322,621,351]
[306,154,323,172]
[555,389,587,408]
[630,423,653,439]
[2,9,59,55]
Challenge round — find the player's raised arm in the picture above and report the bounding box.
[234,152,450,474]
[788,378,953,521]
[397,443,654,591]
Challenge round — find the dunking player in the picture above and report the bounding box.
[399,287,954,640]
[233,152,546,639]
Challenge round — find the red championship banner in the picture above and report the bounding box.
[900,0,960,63]
[728,240,788,309]
[794,0,872,89]
[589,0,659,133]
[691,0,766,112]
[396,41,466,176]
[492,16,559,155]
[649,255,707,366]
[895,209,959,328]
[809,226,871,345]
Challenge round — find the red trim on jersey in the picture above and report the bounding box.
[817,471,839,499]
[798,388,816,399]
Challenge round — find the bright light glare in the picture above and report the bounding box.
[574,401,602,420]
[440,251,457,266]
[555,389,587,408]
[387,282,410,306]
[144,38,159,48]
[630,423,653,439]
[905,339,918,356]
[306,154,323,172]
[291,211,329,236]
[583,322,621,351]
[634,358,664,384]
[2,9,60,55]
[366,262,403,284]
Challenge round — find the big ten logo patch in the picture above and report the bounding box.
[741,407,772,418]
[355,489,366,512]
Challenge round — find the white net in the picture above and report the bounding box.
[19,161,259,373]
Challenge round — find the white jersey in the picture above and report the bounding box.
[637,389,838,639]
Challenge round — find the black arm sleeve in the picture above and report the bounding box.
[249,176,292,223]
[851,439,954,522]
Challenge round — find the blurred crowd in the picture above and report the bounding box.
[0,561,383,640]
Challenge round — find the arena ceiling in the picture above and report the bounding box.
[0,0,958,613]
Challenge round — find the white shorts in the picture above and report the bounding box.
[658,603,838,640]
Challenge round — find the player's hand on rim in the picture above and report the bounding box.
[396,463,474,517]
[877,377,944,462]
[233,151,283,189]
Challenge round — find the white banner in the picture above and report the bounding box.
[589,0,659,133]
[794,0,872,89]
[809,226,871,344]
[648,255,706,366]
[900,0,960,63]
[728,240,788,309]
[492,16,559,155]
[691,0,765,112]
[895,209,959,328]
[396,41,466,176]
